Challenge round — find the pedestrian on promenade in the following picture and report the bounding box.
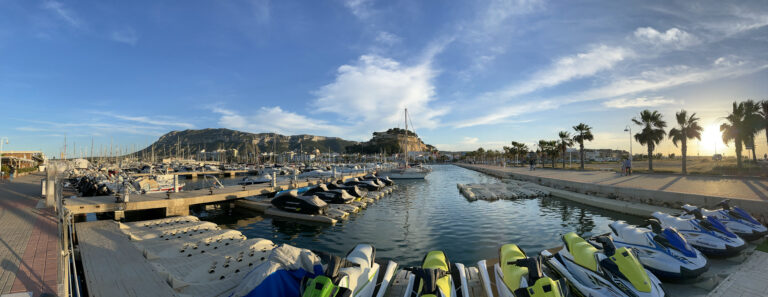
[620,158,626,175]
[9,165,15,182]
[529,158,535,171]
[624,158,632,176]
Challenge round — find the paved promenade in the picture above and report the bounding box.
[0,173,60,297]
[466,164,768,201]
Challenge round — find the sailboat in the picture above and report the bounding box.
[380,108,431,179]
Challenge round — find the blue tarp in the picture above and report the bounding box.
[240,264,323,297]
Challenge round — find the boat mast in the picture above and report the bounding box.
[404,108,409,167]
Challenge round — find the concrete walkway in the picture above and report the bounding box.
[472,164,768,201]
[706,250,768,297]
[0,173,60,297]
[458,164,768,221]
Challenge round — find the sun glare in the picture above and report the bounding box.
[699,123,728,155]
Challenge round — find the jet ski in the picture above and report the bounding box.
[398,251,458,297]
[344,178,383,191]
[680,200,767,241]
[541,232,665,297]
[303,184,356,204]
[593,220,708,280]
[364,174,395,186]
[652,211,746,257]
[493,244,565,297]
[299,244,390,297]
[271,190,329,215]
[327,183,366,198]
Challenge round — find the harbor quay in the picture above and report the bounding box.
[456,163,768,223]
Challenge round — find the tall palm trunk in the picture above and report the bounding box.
[750,138,757,162]
[736,141,743,168]
[579,143,585,169]
[681,140,687,175]
[562,147,567,168]
[647,146,653,172]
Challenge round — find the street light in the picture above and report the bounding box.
[623,126,632,161]
[0,137,8,178]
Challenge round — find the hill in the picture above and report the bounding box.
[137,128,358,159]
[345,128,435,154]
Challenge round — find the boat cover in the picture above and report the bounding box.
[229,244,323,297]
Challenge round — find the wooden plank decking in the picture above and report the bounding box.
[76,220,179,297]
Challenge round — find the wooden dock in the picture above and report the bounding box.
[64,173,367,218]
[76,220,179,297]
[129,170,253,178]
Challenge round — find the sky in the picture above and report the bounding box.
[1,0,767,158]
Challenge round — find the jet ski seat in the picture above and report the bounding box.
[423,251,450,272]
[653,212,695,229]
[610,221,650,245]
[500,244,528,291]
[563,232,598,271]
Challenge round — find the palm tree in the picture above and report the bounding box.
[558,131,573,168]
[760,100,768,150]
[515,142,529,166]
[721,102,748,168]
[572,123,594,169]
[538,140,559,168]
[742,100,762,162]
[633,110,667,172]
[668,110,702,175]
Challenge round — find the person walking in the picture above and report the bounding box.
[620,158,626,175]
[9,165,15,182]
[529,158,534,171]
[624,158,632,176]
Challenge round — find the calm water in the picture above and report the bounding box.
[198,164,643,266]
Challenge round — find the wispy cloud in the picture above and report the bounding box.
[375,31,400,46]
[41,1,81,28]
[110,27,139,45]
[633,27,698,49]
[603,97,676,109]
[213,107,343,136]
[91,111,194,129]
[484,45,631,100]
[344,0,372,19]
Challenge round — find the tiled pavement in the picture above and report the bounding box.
[0,173,60,297]
[706,250,768,297]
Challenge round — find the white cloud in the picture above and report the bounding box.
[462,137,479,144]
[214,107,343,136]
[633,27,698,49]
[603,97,675,109]
[41,1,81,28]
[480,0,544,33]
[92,111,194,129]
[454,101,554,128]
[344,0,372,19]
[375,31,400,46]
[313,55,448,134]
[490,45,631,99]
[110,28,139,45]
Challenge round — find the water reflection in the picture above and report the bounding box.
[202,165,643,266]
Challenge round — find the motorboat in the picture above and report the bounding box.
[270,190,329,215]
[238,175,273,185]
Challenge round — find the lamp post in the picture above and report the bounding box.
[0,137,8,178]
[623,126,632,161]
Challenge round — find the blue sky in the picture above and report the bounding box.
[1,0,767,157]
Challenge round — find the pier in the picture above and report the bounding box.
[64,172,369,219]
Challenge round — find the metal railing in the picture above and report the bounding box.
[50,161,82,297]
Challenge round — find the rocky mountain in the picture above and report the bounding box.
[137,128,358,158]
[345,128,434,154]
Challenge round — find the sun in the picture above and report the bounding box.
[699,124,727,155]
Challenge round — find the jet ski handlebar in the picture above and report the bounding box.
[594,236,617,257]
[717,199,732,210]
[513,258,544,283]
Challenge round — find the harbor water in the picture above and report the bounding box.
[199,164,644,266]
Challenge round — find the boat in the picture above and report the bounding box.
[541,232,666,297]
[680,200,768,241]
[304,184,356,204]
[651,211,746,257]
[492,244,565,297]
[380,108,431,180]
[238,174,273,185]
[327,183,366,197]
[592,220,708,280]
[270,190,329,215]
[133,174,184,193]
[396,251,458,297]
